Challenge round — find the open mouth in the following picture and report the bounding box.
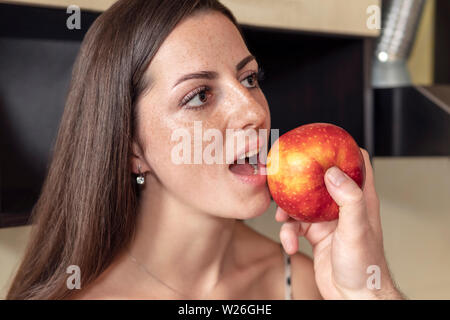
[228,149,261,176]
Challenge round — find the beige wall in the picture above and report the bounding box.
[2,157,449,299]
[407,0,435,85]
[0,0,116,11]
[372,157,450,299]
[0,226,31,299]
[1,0,380,37]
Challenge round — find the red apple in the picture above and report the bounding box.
[266,123,365,222]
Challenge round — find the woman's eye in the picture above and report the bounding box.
[180,70,264,110]
[241,72,258,88]
[181,87,212,109]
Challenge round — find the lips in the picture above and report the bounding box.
[226,137,261,164]
[228,156,267,185]
[228,138,268,177]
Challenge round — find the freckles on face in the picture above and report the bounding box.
[134,11,271,216]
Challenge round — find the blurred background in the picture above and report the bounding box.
[0,0,449,299]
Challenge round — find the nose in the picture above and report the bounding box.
[223,80,268,132]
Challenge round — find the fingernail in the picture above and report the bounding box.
[327,166,347,187]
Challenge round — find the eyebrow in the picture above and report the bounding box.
[172,54,256,89]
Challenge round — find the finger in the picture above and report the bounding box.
[275,206,290,222]
[279,220,301,255]
[298,220,336,248]
[324,165,370,240]
[359,148,382,235]
[360,148,376,203]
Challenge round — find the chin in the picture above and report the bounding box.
[235,188,271,220]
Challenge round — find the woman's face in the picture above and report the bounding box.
[134,10,271,219]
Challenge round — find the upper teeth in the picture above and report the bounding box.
[238,148,260,160]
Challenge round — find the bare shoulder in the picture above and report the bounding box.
[235,221,322,299]
[65,278,119,300]
[66,278,141,300]
[289,252,323,299]
[65,286,108,300]
[67,291,117,300]
[233,220,282,263]
[65,252,134,300]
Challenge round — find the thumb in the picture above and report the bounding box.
[324,166,368,237]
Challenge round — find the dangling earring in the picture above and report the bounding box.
[136,164,145,185]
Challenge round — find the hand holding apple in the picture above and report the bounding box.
[271,131,404,299]
[267,123,365,222]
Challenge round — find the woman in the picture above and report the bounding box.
[6,0,404,300]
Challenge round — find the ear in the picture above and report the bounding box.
[130,140,152,175]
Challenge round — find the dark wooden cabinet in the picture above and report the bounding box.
[0,4,99,227]
[241,25,373,152]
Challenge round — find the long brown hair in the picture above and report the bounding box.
[6,0,243,300]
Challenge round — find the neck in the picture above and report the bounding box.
[127,177,238,297]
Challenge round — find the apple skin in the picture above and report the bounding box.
[266,123,366,222]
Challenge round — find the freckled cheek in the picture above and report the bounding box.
[142,127,223,184]
[263,102,271,128]
[137,118,173,170]
[252,94,271,130]
[144,137,179,172]
[147,152,224,199]
[265,111,271,131]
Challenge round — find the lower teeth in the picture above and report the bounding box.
[251,163,258,174]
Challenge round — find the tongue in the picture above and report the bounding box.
[229,163,256,175]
